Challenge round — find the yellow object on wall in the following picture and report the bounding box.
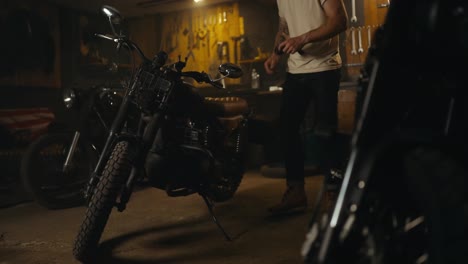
[158,2,243,87]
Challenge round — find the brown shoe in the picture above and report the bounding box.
[268,185,307,215]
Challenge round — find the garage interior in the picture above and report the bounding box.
[1,0,467,263]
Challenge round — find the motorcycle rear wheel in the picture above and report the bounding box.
[20,133,95,209]
[73,141,132,262]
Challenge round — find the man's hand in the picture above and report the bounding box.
[264,54,280,75]
[277,33,306,55]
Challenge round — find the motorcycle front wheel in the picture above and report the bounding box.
[20,133,96,209]
[73,141,132,262]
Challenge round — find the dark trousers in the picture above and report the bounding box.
[280,69,341,185]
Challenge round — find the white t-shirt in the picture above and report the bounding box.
[277,0,342,74]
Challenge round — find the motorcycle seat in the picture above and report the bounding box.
[203,97,249,117]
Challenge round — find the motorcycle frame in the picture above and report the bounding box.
[77,6,248,245]
[83,60,170,202]
[62,86,122,173]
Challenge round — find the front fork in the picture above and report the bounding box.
[116,112,162,212]
[63,131,81,173]
[84,97,131,201]
[84,95,162,210]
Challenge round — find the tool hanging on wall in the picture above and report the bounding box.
[186,11,195,62]
[198,15,208,43]
[367,25,372,49]
[207,13,218,77]
[193,15,201,50]
[209,14,218,52]
[231,35,244,65]
[350,27,357,55]
[351,0,357,22]
[162,15,179,54]
[206,28,211,58]
[217,41,229,63]
[357,27,364,53]
[218,11,223,24]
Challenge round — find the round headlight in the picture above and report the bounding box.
[63,88,76,109]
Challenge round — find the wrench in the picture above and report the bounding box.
[350,27,357,55]
[367,26,372,49]
[351,0,357,22]
[357,27,364,53]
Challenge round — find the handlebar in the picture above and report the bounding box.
[181,71,224,89]
[96,34,227,90]
[95,33,150,63]
[95,33,116,42]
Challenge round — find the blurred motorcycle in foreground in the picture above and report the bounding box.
[302,0,468,263]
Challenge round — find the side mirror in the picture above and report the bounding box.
[218,63,243,79]
[101,5,122,24]
[101,5,122,35]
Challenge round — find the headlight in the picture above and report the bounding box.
[63,88,76,109]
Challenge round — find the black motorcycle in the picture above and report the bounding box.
[73,5,249,262]
[20,84,122,209]
[302,0,468,263]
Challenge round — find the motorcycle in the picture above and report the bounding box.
[73,5,249,262]
[20,84,122,209]
[302,0,468,263]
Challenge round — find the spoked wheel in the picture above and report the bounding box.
[307,145,467,264]
[20,133,96,209]
[73,141,132,263]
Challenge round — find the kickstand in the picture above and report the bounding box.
[201,195,232,241]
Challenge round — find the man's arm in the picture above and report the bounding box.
[278,0,348,54]
[304,0,348,42]
[273,17,289,54]
[264,17,288,74]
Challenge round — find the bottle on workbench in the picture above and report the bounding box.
[251,68,260,89]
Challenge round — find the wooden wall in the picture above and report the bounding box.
[0,0,390,92]
[128,1,279,89]
[153,2,243,87]
[0,0,61,88]
[342,0,389,80]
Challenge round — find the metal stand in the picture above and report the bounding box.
[201,195,232,241]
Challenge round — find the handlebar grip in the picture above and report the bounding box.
[211,81,224,89]
[181,71,224,89]
[95,33,116,42]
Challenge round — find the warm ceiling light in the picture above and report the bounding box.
[194,0,203,2]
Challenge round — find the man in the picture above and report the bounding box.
[264,0,348,214]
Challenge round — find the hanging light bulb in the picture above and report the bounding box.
[194,0,203,3]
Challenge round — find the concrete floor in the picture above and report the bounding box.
[0,170,325,264]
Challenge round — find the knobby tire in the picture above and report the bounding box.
[73,141,132,263]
